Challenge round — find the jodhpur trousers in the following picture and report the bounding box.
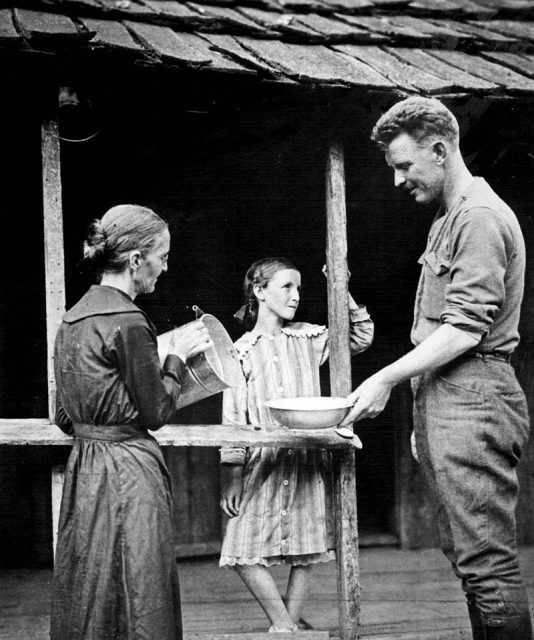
[412,355,531,624]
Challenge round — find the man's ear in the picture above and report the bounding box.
[129,250,142,271]
[432,140,447,165]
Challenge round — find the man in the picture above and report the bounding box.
[340,97,532,639]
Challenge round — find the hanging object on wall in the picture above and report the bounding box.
[58,86,100,143]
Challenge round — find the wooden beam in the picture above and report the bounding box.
[326,141,360,640]
[41,108,66,421]
[186,634,328,640]
[0,420,362,449]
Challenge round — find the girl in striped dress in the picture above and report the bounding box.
[219,257,373,632]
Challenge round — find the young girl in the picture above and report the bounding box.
[219,257,374,632]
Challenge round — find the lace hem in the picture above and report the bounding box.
[219,551,335,568]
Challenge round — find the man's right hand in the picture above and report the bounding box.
[339,372,394,426]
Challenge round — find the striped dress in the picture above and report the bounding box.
[220,308,374,567]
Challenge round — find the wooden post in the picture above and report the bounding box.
[51,465,65,557]
[42,101,66,421]
[326,141,360,640]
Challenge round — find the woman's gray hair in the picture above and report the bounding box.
[82,204,167,279]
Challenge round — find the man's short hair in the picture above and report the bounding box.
[371,97,459,148]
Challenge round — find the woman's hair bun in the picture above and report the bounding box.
[83,218,108,263]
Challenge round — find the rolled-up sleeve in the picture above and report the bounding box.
[441,207,512,337]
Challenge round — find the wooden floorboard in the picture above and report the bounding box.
[0,547,532,639]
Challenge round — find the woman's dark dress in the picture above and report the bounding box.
[51,285,185,640]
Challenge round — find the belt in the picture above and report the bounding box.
[73,423,147,442]
[462,351,512,364]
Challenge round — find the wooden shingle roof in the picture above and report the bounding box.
[4,0,534,96]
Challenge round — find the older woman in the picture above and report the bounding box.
[51,204,211,640]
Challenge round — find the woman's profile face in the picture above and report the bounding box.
[133,228,170,296]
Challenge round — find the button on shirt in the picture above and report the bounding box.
[411,178,525,354]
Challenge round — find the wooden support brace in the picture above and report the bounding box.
[41,111,66,422]
[51,465,65,558]
[326,141,360,640]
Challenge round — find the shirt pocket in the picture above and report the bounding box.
[419,250,452,320]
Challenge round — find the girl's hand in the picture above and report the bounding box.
[323,264,358,309]
[168,320,212,362]
[322,265,351,280]
[220,467,243,517]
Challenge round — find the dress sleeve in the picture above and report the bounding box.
[317,305,374,365]
[349,305,374,355]
[54,397,74,436]
[220,363,248,466]
[111,314,187,429]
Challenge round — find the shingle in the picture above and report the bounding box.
[0,9,22,46]
[188,4,268,32]
[481,50,534,79]
[389,47,498,91]
[468,20,534,43]
[335,44,455,93]
[81,17,145,51]
[295,13,388,42]
[336,15,434,45]
[201,32,280,72]
[384,14,476,47]
[430,48,534,93]
[14,9,87,41]
[124,21,212,64]
[237,37,394,86]
[239,7,322,38]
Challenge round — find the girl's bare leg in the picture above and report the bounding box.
[235,564,295,629]
[285,564,313,624]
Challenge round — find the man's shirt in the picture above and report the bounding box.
[412,177,525,355]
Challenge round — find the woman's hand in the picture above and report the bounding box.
[220,467,244,517]
[168,320,212,362]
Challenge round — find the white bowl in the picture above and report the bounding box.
[265,396,353,430]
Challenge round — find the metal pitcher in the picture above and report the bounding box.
[157,314,242,410]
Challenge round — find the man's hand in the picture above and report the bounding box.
[339,373,394,426]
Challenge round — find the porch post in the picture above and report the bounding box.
[42,93,67,559]
[41,96,66,422]
[326,141,360,640]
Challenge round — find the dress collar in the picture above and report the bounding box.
[63,285,143,323]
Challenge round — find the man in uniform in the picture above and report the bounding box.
[340,97,532,640]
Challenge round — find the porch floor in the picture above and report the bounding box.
[1,546,533,640]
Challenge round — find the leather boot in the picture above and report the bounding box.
[466,596,486,640]
[483,612,533,640]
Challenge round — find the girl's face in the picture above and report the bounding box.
[133,229,170,296]
[256,268,301,322]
